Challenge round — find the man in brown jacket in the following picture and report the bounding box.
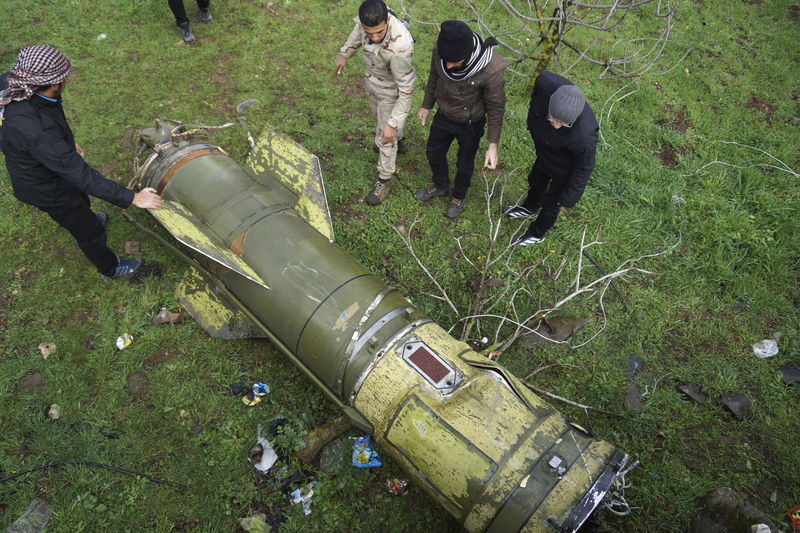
[415,20,506,218]
[335,0,416,206]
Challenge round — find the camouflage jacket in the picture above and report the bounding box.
[339,14,416,129]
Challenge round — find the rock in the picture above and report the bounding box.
[717,393,750,420]
[46,404,61,420]
[85,335,95,350]
[152,308,181,325]
[689,487,784,533]
[38,342,56,359]
[623,382,644,412]
[677,383,708,404]
[522,317,588,348]
[777,361,800,385]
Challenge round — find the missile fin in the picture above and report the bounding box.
[245,125,335,242]
[150,200,269,289]
[175,266,266,340]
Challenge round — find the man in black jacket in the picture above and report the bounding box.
[505,71,598,246]
[0,44,163,280]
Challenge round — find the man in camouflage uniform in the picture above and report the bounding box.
[334,0,415,206]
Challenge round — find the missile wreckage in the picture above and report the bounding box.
[134,113,630,533]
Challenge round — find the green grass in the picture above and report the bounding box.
[1,0,799,531]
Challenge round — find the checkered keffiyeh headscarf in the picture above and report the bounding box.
[0,45,71,108]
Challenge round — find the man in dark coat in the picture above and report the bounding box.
[415,20,506,219]
[0,44,163,280]
[506,71,598,246]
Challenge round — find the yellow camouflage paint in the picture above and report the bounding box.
[150,200,269,288]
[245,125,334,242]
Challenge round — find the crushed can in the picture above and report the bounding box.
[115,333,133,350]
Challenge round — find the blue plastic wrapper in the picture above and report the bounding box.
[351,435,382,468]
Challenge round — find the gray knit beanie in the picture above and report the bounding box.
[549,85,585,124]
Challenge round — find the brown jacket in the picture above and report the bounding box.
[420,46,507,143]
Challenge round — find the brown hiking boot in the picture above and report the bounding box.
[366,180,390,206]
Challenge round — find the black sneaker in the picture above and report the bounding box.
[503,205,535,218]
[179,22,196,43]
[199,7,212,22]
[100,257,143,281]
[415,183,449,202]
[511,233,545,247]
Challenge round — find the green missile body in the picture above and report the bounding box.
[135,119,630,532]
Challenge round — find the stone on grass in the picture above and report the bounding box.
[124,241,140,255]
[19,372,45,393]
[717,393,750,420]
[125,373,147,400]
[522,317,588,348]
[624,354,645,378]
[777,361,800,385]
[677,383,708,404]
[689,487,783,533]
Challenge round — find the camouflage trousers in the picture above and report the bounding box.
[368,91,405,181]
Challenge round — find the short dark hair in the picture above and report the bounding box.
[359,0,388,27]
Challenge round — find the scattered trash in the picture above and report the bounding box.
[116,333,133,350]
[351,435,381,468]
[239,512,271,533]
[152,306,181,325]
[717,393,750,420]
[229,382,249,395]
[752,339,779,359]
[676,383,708,404]
[522,316,588,349]
[249,438,278,473]
[38,342,56,359]
[623,383,644,412]
[777,361,800,385]
[46,404,60,420]
[6,498,52,533]
[787,506,800,530]
[290,483,315,515]
[750,524,771,533]
[252,382,270,397]
[96,33,107,40]
[386,478,409,496]
[85,335,95,350]
[624,354,645,378]
[124,241,140,255]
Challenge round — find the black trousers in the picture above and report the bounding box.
[425,112,486,200]
[168,0,210,25]
[40,196,117,277]
[521,164,567,239]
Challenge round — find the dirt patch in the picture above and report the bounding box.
[332,203,367,221]
[658,105,690,132]
[145,346,177,367]
[120,127,139,153]
[659,144,692,166]
[744,94,775,120]
[126,373,148,400]
[788,5,799,19]
[97,163,118,178]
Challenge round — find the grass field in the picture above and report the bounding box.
[1,1,798,531]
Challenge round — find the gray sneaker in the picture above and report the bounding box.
[199,7,212,22]
[415,183,449,202]
[446,198,465,219]
[366,180,390,206]
[179,22,196,42]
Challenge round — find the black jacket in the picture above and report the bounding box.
[0,75,133,210]
[527,71,598,208]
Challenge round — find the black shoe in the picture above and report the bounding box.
[446,198,465,219]
[199,7,212,23]
[503,205,535,219]
[415,183,449,202]
[179,22,196,42]
[511,233,545,247]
